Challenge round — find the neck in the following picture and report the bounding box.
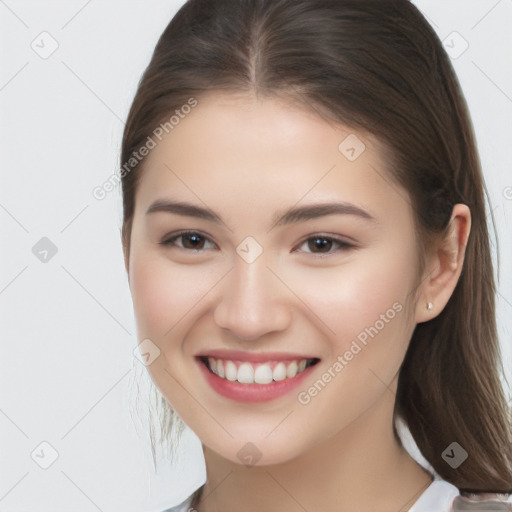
[195,388,433,512]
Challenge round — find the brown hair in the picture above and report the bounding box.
[120,0,512,493]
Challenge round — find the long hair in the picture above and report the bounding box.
[120,0,512,493]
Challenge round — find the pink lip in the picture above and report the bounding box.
[196,356,319,403]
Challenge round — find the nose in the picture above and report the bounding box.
[213,256,292,341]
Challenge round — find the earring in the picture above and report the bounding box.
[426,302,433,311]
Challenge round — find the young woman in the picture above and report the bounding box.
[120,1,512,510]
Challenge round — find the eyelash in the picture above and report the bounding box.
[159,230,355,256]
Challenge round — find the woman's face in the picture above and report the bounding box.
[127,91,422,465]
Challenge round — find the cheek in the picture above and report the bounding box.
[286,244,417,357]
[129,252,198,338]
[286,249,418,439]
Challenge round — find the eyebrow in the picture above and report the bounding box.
[145,199,377,227]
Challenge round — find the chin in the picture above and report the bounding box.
[201,429,311,468]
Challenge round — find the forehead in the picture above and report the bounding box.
[150,90,374,164]
[134,91,410,227]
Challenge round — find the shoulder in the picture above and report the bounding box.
[159,493,194,512]
[408,478,459,512]
[408,478,512,512]
[409,478,512,512]
[159,486,203,512]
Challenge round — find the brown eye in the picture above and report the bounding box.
[296,235,354,256]
[307,237,333,253]
[181,233,206,249]
[159,231,217,251]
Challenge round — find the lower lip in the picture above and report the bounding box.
[197,358,317,403]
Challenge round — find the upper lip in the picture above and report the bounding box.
[196,349,319,363]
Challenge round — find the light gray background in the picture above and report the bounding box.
[1,1,511,511]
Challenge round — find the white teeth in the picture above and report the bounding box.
[225,360,237,381]
[286,361,298,378]
[205,357,314,384]
[273,362,287,381]
[216,359,225,378]
[237,363,254,384]
[254,364,273,384]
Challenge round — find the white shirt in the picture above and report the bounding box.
[161,478,469,512]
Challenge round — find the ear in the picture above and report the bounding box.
[415,204,471,323]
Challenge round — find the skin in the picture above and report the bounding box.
[124,91,471,512]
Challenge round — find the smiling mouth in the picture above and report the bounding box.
[198,356,320,385]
